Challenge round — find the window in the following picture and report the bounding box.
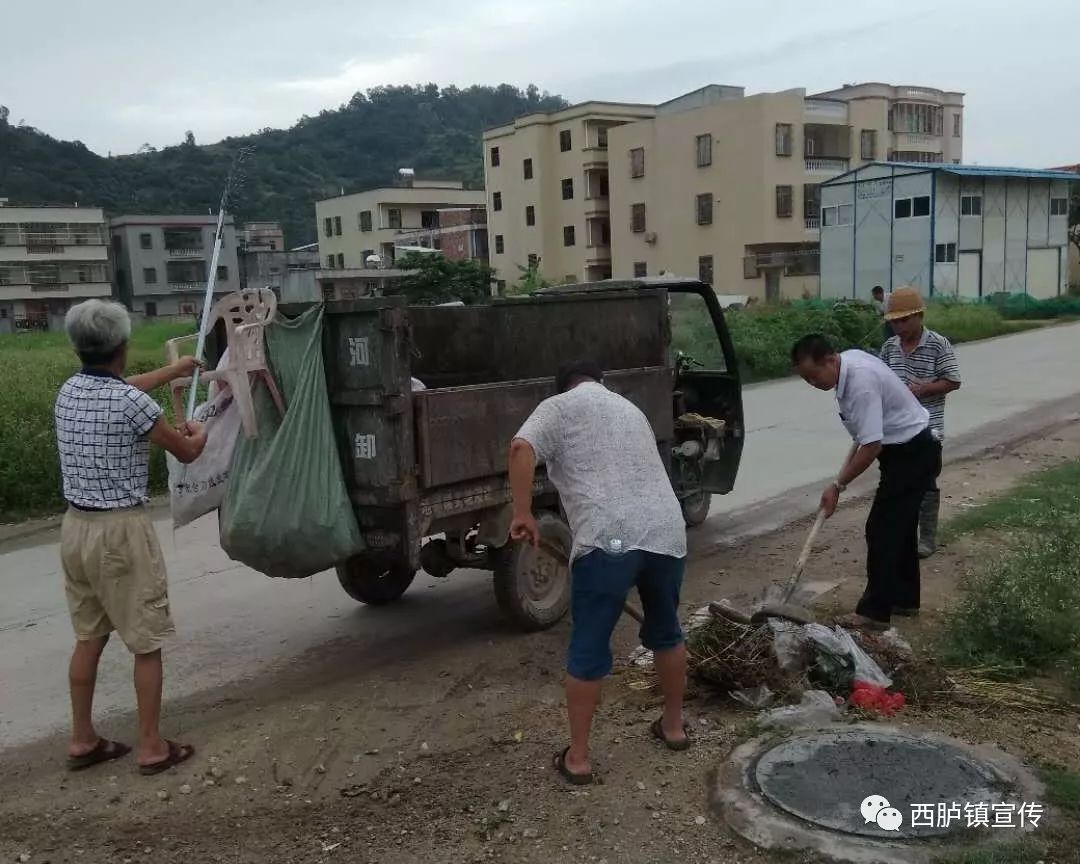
[953,159,961,164]
[523,158,533,180]
[361,249,374,265]
[1051,197,1069,216]
[696,193,713,225]
[563,225,576,247]
[337,254,345,269]
[494,234,504,254]
[143,267,157,284]
[630,147,645,178]
[496,279,507,294]
[696,134,712,168]
[562,178,574,200]
[860,130,876,161]
[960,195,982,217]
[527,253,539,268]
[597,127,609,149]
[821,205,854,227]
[492,192,502,212]
[775,123,792,157]
[775,185,793,218]
[112,235,122,254]
[333,216,342,236]
[894,195,930,218]
[953,114,961,137]
[803,183,821,220]
[630,203,646,233]
[526,205,536,226]
[633,261,647,278]
[698,255,714,285]
[560,129,572,152]
[327,255,335,267]
[387,209,402,229]
[323,217,333,238]
[359,210,372,232]
[179,302,196,315]
[490,146,500,167]
[217,265,229,281]
[935,242,957,263]
[139,232,152,250]
[144,301,157,318]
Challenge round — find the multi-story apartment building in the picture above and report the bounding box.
[0,202,110,333]
[395,206,490,264]
[482,100,657,290]
[609,83,963,299]
[315,177,485,270]
[110,215,240,320]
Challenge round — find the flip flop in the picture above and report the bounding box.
[67,738,132,772]
[650,717,692,751]
[138,740,195,776]
[552,747,593,786]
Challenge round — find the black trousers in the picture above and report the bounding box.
[856,429,942,622]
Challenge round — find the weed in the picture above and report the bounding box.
[933,842,1046,864]
[1040,765,1080,815]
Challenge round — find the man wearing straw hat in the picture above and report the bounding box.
[880,286,961,559]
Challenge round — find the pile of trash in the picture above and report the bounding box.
[638,602,914,725]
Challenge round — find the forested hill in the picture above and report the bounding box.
[0,84,566,245]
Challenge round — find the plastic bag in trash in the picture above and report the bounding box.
[219,305,364,579]
[804,624,892,688]
[628,645,654,669]
[768,619,810,672]
[758,690,841,729]
[731,685,775,709]
[686,604,713,634]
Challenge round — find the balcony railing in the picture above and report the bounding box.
[805,217,820,230]
[166,246,205,258]
[805,157,849,173]
[167,281,208,291]
[0,227,107,248]
[743,249,820,278]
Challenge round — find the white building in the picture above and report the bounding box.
[0,203,111,333]
[820,163,1078,300]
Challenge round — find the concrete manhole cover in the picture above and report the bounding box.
[755,727,1010,838]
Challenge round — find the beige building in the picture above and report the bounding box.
[488,82,963,299]
[610,83,964,299]
[0,202,111,333]
[315,178,485,270]
[482,99,657,291]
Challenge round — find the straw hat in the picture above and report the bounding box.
[884,285,925,321]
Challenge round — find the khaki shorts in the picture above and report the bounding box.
[61,506,175,655]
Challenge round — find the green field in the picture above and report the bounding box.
[0,322,194,522]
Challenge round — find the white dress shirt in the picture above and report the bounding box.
[836,350,929,446]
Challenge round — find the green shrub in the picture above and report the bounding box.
[0,322,193,522]
[983,292,1080,320]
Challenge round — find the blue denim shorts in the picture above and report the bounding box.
[567,549,686,681]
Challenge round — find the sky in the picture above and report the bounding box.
[1,0,1077,167]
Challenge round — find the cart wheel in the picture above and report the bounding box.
[681,491,712,527]
[336,557,416,605]
[493,512,572,631]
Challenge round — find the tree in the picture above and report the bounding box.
[0,105,8,125]
[507,258,552,296]
[393,251,495,305]
[183,130,196,147]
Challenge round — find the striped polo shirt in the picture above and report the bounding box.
[879,328,960,437]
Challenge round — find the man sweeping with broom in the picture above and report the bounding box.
[508,360,690,786]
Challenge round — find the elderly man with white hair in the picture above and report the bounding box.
[56,299,208,774]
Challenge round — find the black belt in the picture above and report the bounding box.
[68,502,136,513]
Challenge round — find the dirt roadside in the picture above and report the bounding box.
[2,422,1080,864]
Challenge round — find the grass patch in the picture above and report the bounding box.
[944,460,1080,540]
[1040,765,1080,815]
[0,322,194,523]
[941,459,1080,690]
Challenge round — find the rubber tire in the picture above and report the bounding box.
[336,557,416,605]
[681,491,712,527]
[493,512,573,632]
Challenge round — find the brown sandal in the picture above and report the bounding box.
[650,717,692,751]
[553,747,593,786]
[67,738,132,772]
[138,740,195,776]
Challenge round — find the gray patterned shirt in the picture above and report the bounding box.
[879,328,960,437]
[515,381,686,561]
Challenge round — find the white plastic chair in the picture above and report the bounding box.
[166,288,285,438]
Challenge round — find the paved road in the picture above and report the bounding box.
[2,322,1079,749]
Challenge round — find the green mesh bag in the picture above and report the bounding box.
[219,304,363,577]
